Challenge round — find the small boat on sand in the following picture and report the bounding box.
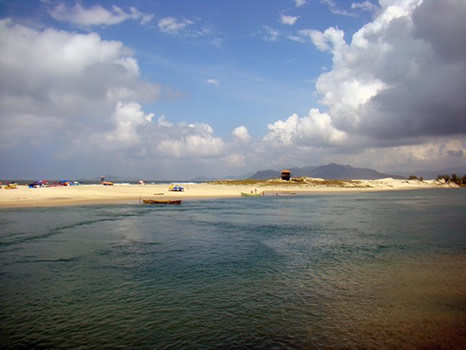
[241,192,263,197]
[275,192,296,196]
[142,199,182,205]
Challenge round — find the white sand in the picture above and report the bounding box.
[0,179,457,208]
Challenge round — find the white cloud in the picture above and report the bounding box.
[156,122,225,158]
[49,3,153,26]
[158,17,193,35]
[320,0,355,17]
[0,19,231,177]
[157,115,173,128]
[99,102,153,148]
[295,0,308,7]
[0,19,160,151]
[299,27,346,52]
[225,153,246,167]
[280,14,299,26]
[232,126,251,143]
[287,35,305,43]
[263,26,280,42]
[312,0,466,142]
[264,108,346,147]
[351,1,378,12]
[280,0,466,153]
[206,79,219,86]
[88,103,225,158]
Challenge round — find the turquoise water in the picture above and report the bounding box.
[1,190,465,349]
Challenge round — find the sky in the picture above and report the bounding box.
[0,0,465,180]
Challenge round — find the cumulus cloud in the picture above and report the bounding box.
[259,0,465,173]
[49,3,153,26]
[306,0,466,143]
[99,102,154,148]
[232,126,251,143]
[0,19,159,150]
[280,14,299,26]
[89,103,225,158]
[0,19,230,177]
[264,109,346,147]
[156,121,225,158]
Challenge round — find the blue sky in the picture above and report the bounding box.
[0,0,465,179]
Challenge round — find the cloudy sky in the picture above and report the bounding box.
[0,0,465,180]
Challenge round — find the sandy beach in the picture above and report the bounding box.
[0,178,458,208]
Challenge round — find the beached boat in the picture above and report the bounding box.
[275,192,296,196]
[241,192,263,197]
[142,199,182,205]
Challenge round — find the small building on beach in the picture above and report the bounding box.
[281,170,291,181]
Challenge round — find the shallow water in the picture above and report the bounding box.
[1,189,465,349]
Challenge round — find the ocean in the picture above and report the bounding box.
[1,189,465,349]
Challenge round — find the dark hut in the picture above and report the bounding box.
[281,169,291,181]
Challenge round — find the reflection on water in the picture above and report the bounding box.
[0,189,465,349]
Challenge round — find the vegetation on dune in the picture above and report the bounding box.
[207,179,266,185]
[408,175,424,181]
[208,177,367,188]
[437,173,466,187]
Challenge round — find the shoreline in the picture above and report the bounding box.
[0,179,458,209]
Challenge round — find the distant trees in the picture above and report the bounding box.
[437,173,466,186]
[437,174,450,183]
[408,175,424,181]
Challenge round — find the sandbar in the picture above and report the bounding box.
[0,178,457,208]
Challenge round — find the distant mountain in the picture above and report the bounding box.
[249,163,404,180]
[248,169,281,180]
[311,163,403,180]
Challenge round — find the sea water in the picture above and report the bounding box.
[0,189,465,349]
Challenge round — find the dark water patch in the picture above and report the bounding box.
[14,257,81,264]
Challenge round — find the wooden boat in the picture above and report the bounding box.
[142,199,182,205]
[241,192,263,197]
